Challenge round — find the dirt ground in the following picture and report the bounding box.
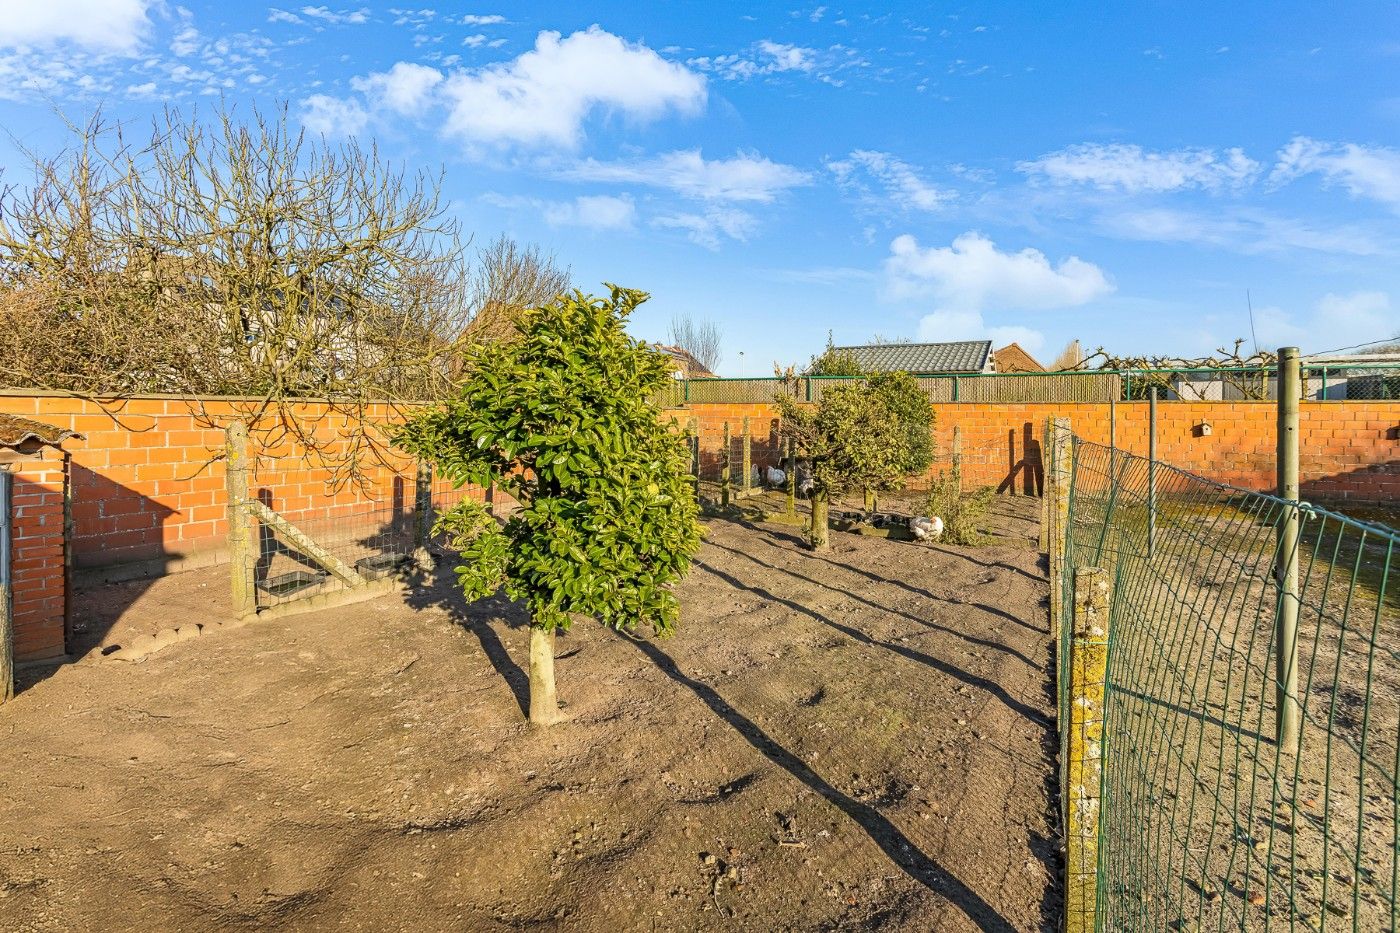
[0,497,1057,932]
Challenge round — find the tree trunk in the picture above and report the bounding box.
[809,491,830,551]
[528,625,561,726]
[863,487,876,513]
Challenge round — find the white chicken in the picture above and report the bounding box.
[765,466,787,487]
[909,515,944,541]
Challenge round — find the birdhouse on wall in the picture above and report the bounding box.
[0,414,83,701]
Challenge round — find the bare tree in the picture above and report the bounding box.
[0,105,482,482]
[461,234,571,344]
[667,313,723,374]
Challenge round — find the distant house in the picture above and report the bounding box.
[654,344,716,379]
[829,340,994,375]
[993,342,1046,373]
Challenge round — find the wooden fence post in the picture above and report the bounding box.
[741,416,752,497]
[1067,566,1111,933]
[225,422,257,618]
[1039,418,1051,552]
[785,437,797,517]
[721,421,731,507]
[413,461,435,571]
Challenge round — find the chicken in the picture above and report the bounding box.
[909,515,944,541]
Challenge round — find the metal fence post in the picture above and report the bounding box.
[741,416,752,497]
[1067,566,1111,933]
[1275,346,1302,753]
[225,422,257,618]
[721,421,731,507]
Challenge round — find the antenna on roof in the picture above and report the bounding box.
[1247,289,1258,357]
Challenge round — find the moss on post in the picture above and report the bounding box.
[1067,565,1110,933]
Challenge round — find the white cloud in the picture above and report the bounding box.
[268,9,304,24]
[564,150,809,202]
[688,40,819,81]
[1101,207,1385,256]
[543,194,635,230]
[0,0,153,53]
[350,61,443,113]
[1253,291,1396,351]
[915,310,1045,354]
[299,6,370,25]
[439,26,706,149]
[171,24,201,57]
[125,80,157,96]
[884,231,1113,309]
[301,94,369,136]
[653,207,757,249]
[1018,143,1260,192]
[460,14,506,25]
[827,149,953,211]
[1270,136,1400,208]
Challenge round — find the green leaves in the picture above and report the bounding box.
[396,287,702,636]
[775,371,934,499]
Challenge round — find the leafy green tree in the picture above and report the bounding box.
[806,331,864,377]
[865,371,936,507]
[775,381,912,551]
[397,286,702,725]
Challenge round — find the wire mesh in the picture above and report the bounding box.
[1058,438,1399,932]
[651,366,1400,406]
[240,467,489,610]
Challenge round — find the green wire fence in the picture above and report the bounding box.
[1052,433,1399,931]
[649,364,1400,407]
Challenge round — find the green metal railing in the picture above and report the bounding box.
[649,365,1400,407]
[1053,436,1399,931]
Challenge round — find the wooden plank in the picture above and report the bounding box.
[246,499,366,587]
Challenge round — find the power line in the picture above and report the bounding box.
[1305,334,1400,357]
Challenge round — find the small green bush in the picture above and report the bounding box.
[926,463,996,546]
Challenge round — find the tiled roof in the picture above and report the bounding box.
[0,413,83,449]
[654,344,716,378]
[993,342,1046,373]
[833,340,992,374]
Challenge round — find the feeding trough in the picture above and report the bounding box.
[354,553,411,581]
[256,570,329,598]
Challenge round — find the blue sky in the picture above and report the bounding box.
[2,2,1399,374]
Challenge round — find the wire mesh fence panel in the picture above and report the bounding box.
[1059,438,1399,932]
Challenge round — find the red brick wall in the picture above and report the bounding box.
[0,394,447,578]
[668,400,1400,504]
[8,448,68,661]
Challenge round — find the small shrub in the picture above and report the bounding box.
[926,463,995,546]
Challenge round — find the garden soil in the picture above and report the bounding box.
[0,498,1057,932]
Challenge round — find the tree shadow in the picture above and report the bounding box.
[624,631,1019,933]
[735,518,1048,634]
[400,570,531,719]
[704,538,1041,668]
[693,558,1051,729]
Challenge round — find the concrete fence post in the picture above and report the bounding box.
[1049,418,1073,642]
[225,422,257,618]
[413,461,435,572]
[1067,565,1111,933]
[686,417,699,486]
